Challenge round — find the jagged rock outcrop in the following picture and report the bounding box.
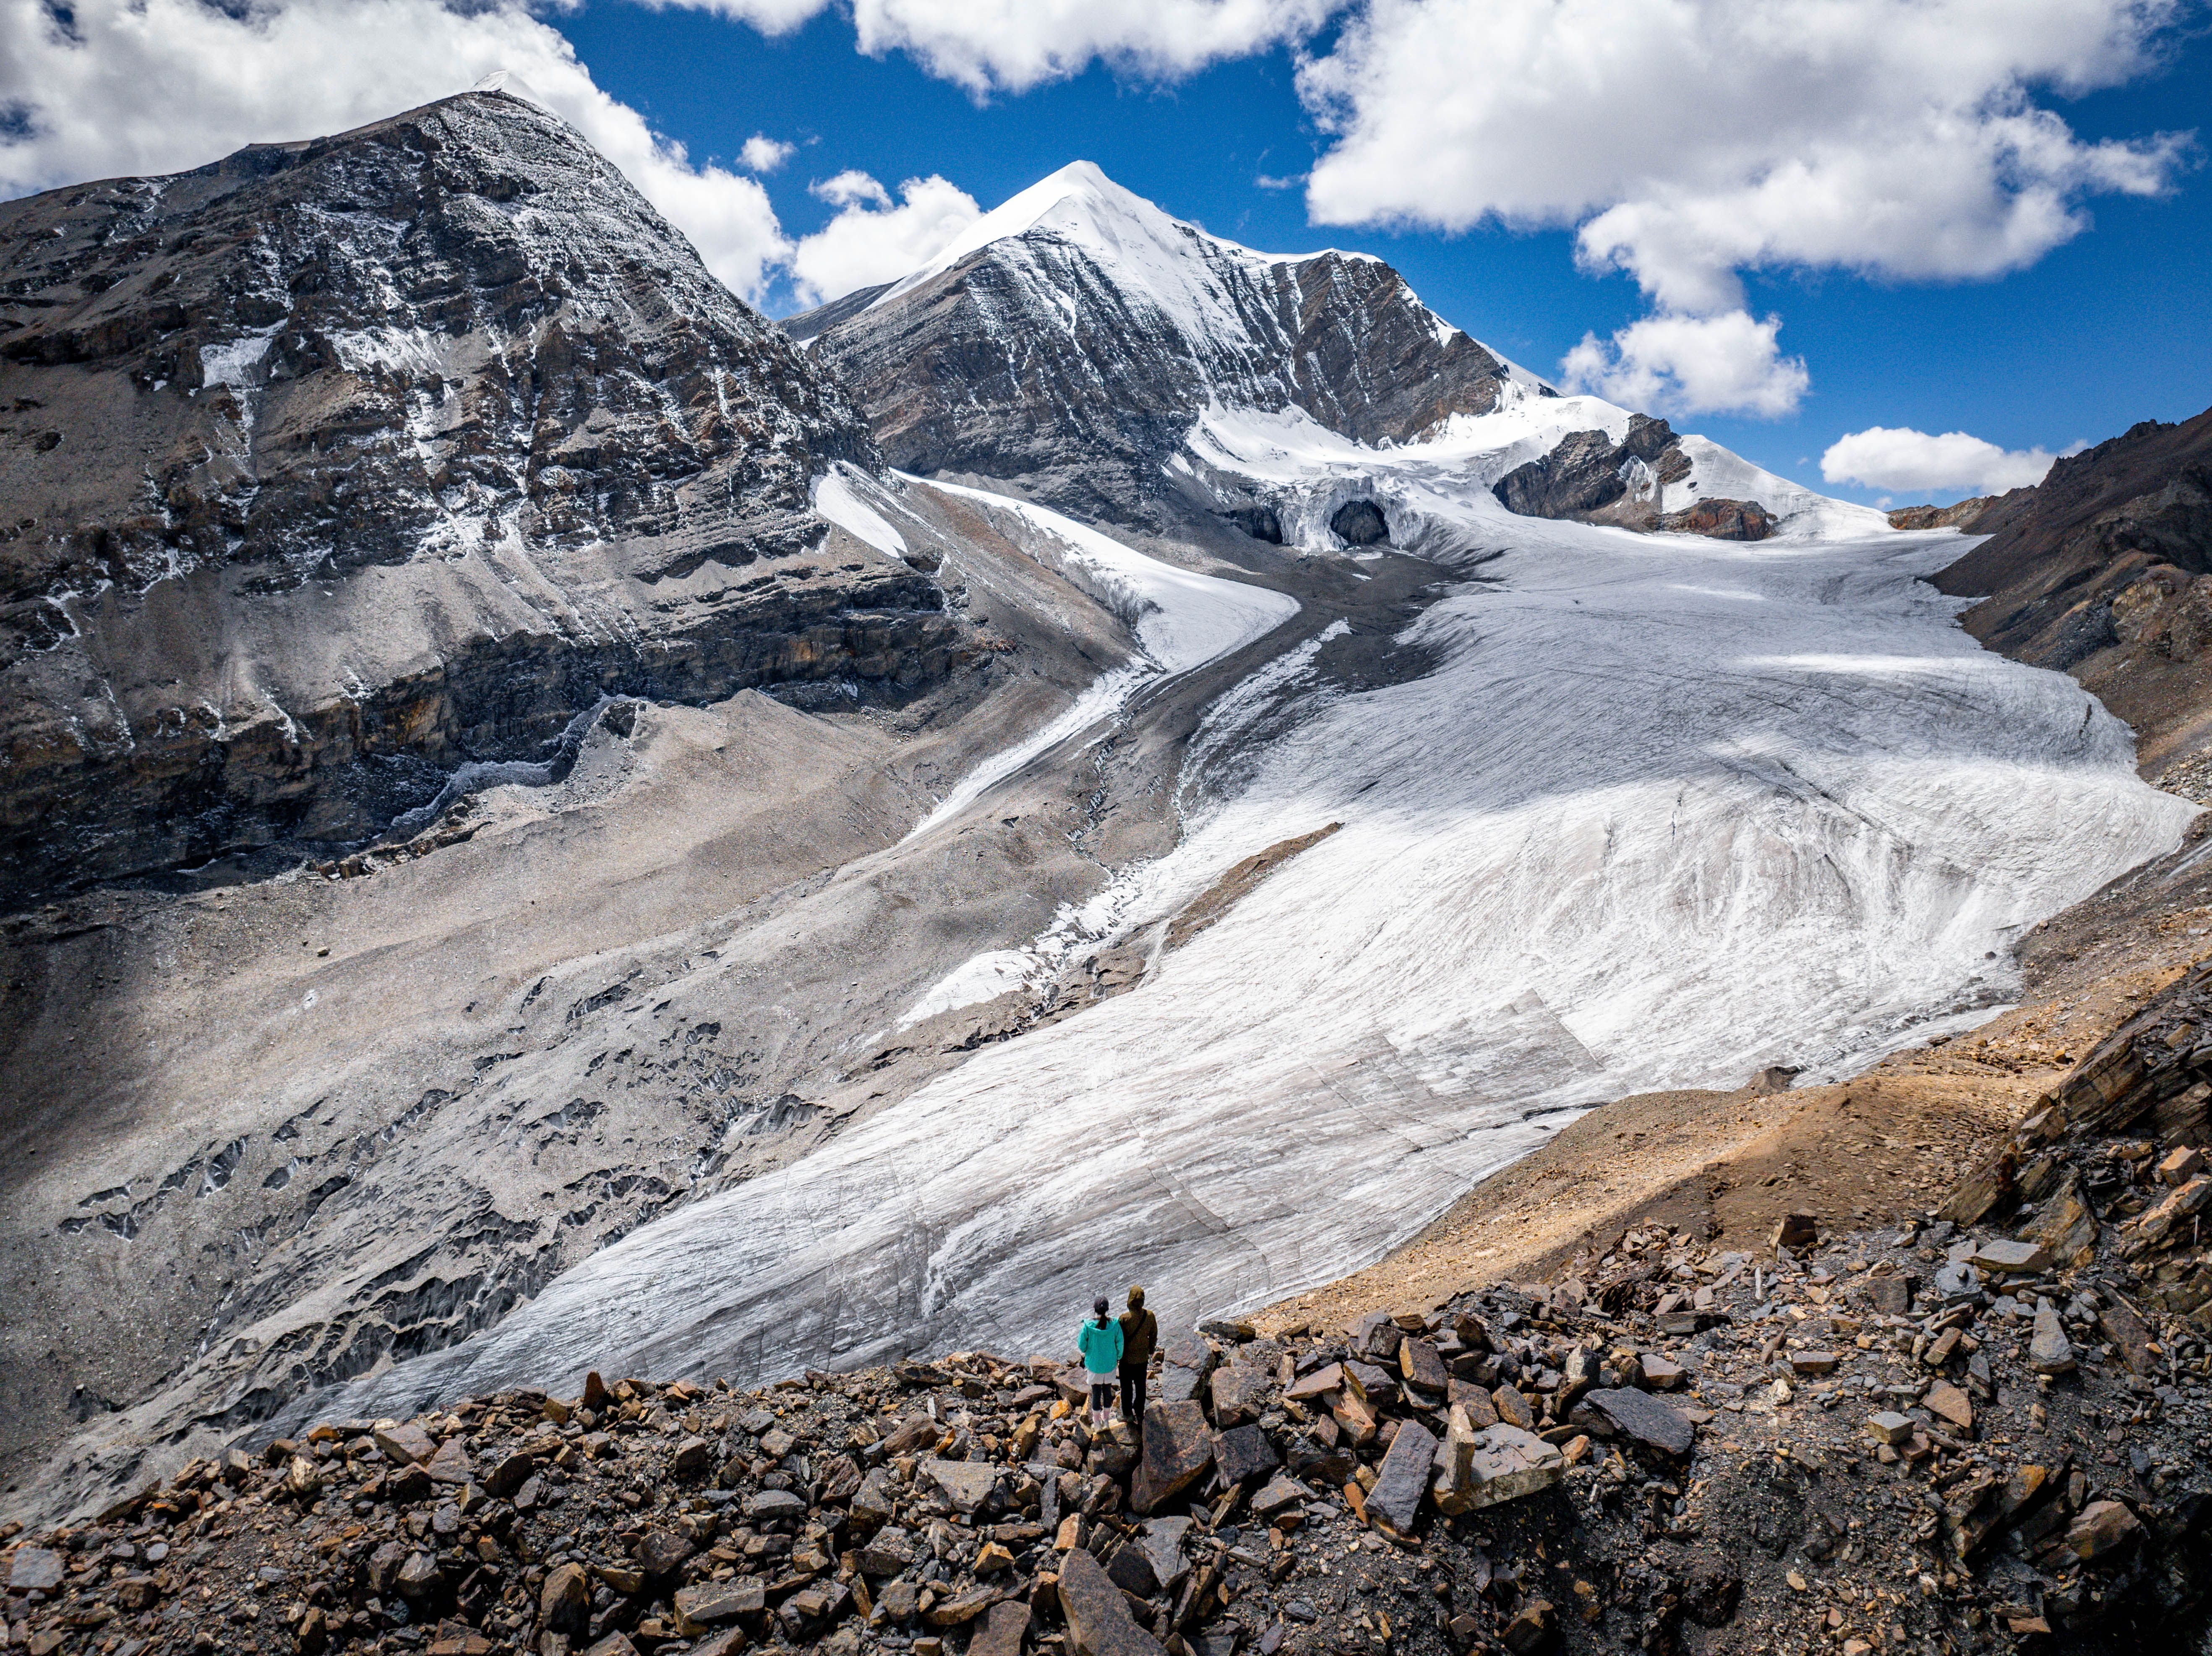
[796,163,1534,526]
[0,90,956,908]
[1889,497,1996,531]
[1487,413,1761,536]
[1658,496,1772,541]
[1936,408,2212,669]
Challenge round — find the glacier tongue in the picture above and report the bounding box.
[308,450,2192,1421]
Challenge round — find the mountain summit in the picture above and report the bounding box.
[797,161,1543,526]
[796,162,1858,547]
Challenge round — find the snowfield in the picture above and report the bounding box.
[323,457,2192,1418]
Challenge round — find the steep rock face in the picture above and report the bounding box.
[799,163,1532,525]
[1487,413,1752,534]
[1932,407,2212,771]
[0,91,954,908]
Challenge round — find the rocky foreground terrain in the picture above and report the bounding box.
[11,945,2212,1656]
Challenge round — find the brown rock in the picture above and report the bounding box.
[1923,1381,1974,1430]
[1491,1386,1535,1430]
[425,1437,475,1486]
[1399,1339,1449,1395]
[374,1422,437,1465]
[1057,1547,1166,1656]
[1501,1597,1556,1655]
[2061,1500,2143,1561]
[634,1529,695,1576]
[2097,1297,2158,1376]
[541,1563,591,1636]
[673,1580,764,1632]
[1366,1417,1437,1534]
[1772,1214,1818,1251]
[969,1599,1030,1656]
[484,1450,537,1500]
[1212,1424,1279,1487]
[1132,1402,1213,1513]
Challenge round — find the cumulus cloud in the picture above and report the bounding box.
[1561,310,1809,418]
[790,171,983,305]
[1820,427,2072,496]
[741,135,797,173]
[649,0,1333,93]
[1298,0,2191,316]
[0,0,791,300]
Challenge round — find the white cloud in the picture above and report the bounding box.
[1298,0,2191,315]
[0,0,791,300]
[1820,427,2071,496]
[1560,310,1809,417]
[648,0,1333,93]
[741,134,797,173]
[790,171,983,306]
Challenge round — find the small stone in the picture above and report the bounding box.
[7,1548,62,1593]
[1250,1475,1310,1517]
[1967,1239,2050,1275]
[283,1456,323,1501]
[875,1581,921,1623]
[1057,1549,1166,1656]
[425,1438,474,1486]
[2028,1303,2076,1375]
[1209,1364,1275,1426]
[1212,1423,1279,1487]
[2158,1146,2206,1185]
[970,1601,1031,1656]
[374,1423,436,1465]
[634,1529,696,1575]
[1199,1318,1256,1342]
[394,1552,441,1601]
[1366,1416,1437,1533]
[1132,1401,1213,1513]
[1865,1412,1914,1447]
[483,1451,536,1500]
[1491,1385,1535,1430]
[919,1458,999,1513]
[673,1580,764,1630]
[1399,1339,1449,1395]
[1789,1351,1840,1377]
[743,1489,806,1523]
[1923,1381,1973,1430]
[1573,1388,1695,1457]
[670,1436,712,1478]
[2062,1500,2143,1561]
[1500,1599,1555,1656]
[1865,1275,1914,1316]
[1640,1354,1685,1390]
[759,1427,797,1460]
[1772,1214,1818,1251]
[541,1564,590,1636]
[975,1541,1015,1576]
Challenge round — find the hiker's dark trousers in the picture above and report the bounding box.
[1120,1365,1146,1422]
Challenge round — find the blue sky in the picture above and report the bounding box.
[545,1,2209,508]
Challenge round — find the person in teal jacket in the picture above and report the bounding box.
[1077,1296,1124,1428]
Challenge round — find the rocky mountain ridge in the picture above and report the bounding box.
[795,163,1536,531]
[0,90,955,908]
[1931,405,2212,778]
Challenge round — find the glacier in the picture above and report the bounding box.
[309,427,2193,1419]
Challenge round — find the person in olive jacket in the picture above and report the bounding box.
[1119,1284,1158,1427]
[1077,1296,1124,1428]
